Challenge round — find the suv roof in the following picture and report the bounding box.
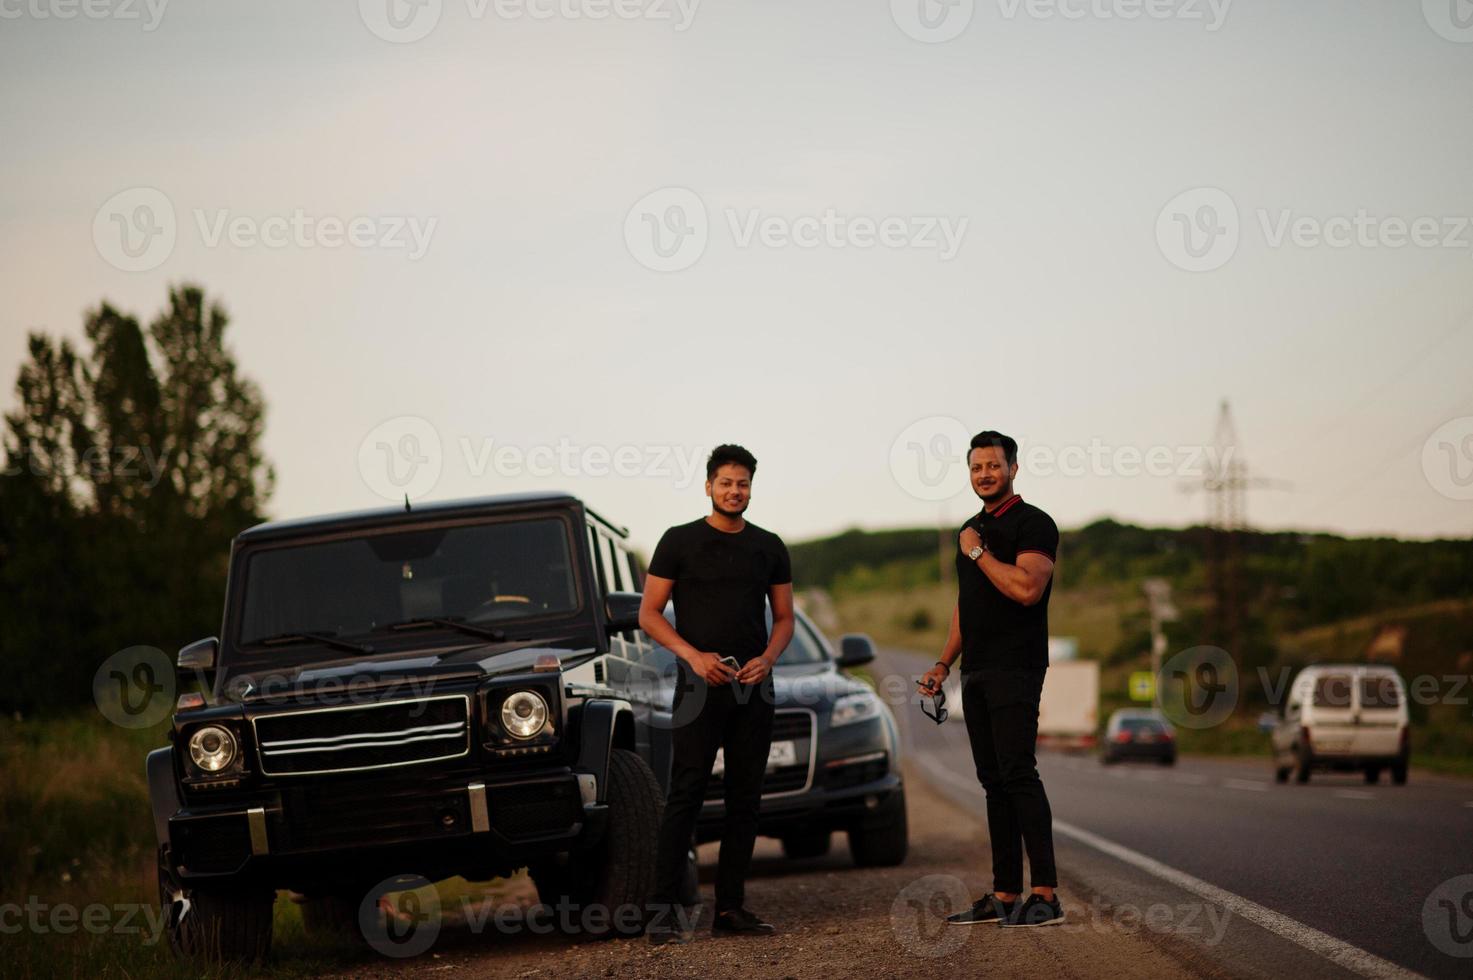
[1297,663,1402,676]
[236,492,628,544]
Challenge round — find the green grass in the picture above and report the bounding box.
[0,711,534,977]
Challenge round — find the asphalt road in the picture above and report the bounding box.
[878,646,1473,980]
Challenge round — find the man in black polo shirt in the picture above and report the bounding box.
[640,444,794,944]
[918,429,1063,928]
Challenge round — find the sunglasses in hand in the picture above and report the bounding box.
[919,682,949,725]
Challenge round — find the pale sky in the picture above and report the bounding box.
[4,0,1472,555]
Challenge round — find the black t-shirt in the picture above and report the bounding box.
[647,518,792,663]
[955,495,1058,671]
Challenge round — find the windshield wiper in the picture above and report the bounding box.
[381,617,508,643]
[247,630,376,655]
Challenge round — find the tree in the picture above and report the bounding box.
[0,285,273,712]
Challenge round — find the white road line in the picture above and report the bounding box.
[1223,778,1269,792]
[1051,818,1425,980]
[1335,790,1375,800]
[910,754,1425,980]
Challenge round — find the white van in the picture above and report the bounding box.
[1270,664,1410,785]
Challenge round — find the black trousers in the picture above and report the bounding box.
[961,667,1058,893]
[653,662,775,913]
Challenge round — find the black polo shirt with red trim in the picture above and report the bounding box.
[954,494,1059,672]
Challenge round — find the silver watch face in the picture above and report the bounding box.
[968,545,983,560]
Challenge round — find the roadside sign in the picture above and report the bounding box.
[1129,671,1155,702]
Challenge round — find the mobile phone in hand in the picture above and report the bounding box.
[719,656,740,670]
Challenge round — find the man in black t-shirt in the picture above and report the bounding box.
[640,444,793,943]
[917,429,1065,929]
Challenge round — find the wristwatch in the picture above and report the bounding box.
[967,544,984,561]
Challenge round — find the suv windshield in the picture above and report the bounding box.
[237,517,579,647]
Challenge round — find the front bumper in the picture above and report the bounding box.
[168,768,602,887]
[695,756,903,841]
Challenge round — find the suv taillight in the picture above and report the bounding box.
[1300,726,1312,750]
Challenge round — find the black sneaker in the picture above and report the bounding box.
[999,894,1064,928]
[712,908,776,936]
[946,895,1017,925]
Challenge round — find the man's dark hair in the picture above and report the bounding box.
[706,444,757,481]
[968,430,1018,466]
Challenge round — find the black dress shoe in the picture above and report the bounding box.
[712,908,776,936]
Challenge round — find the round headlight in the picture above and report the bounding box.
[188,725,238,772]
[501,691,548,739]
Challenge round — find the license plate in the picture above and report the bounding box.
[712,740,797,776]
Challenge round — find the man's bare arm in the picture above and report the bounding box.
[977,551,1054,606]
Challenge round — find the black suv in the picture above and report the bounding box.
[148,493,666,961]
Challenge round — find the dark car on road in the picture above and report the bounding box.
[149,493,669,961]
[600,606,908,868]
[1101,708,1177,766]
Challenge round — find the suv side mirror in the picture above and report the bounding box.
[178,637,219,687]
[604,592,643,635]
[837,633,876,669]
[1257,711,1278,733]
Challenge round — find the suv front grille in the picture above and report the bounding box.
[252,694,470,776]
[704,709,814,802]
